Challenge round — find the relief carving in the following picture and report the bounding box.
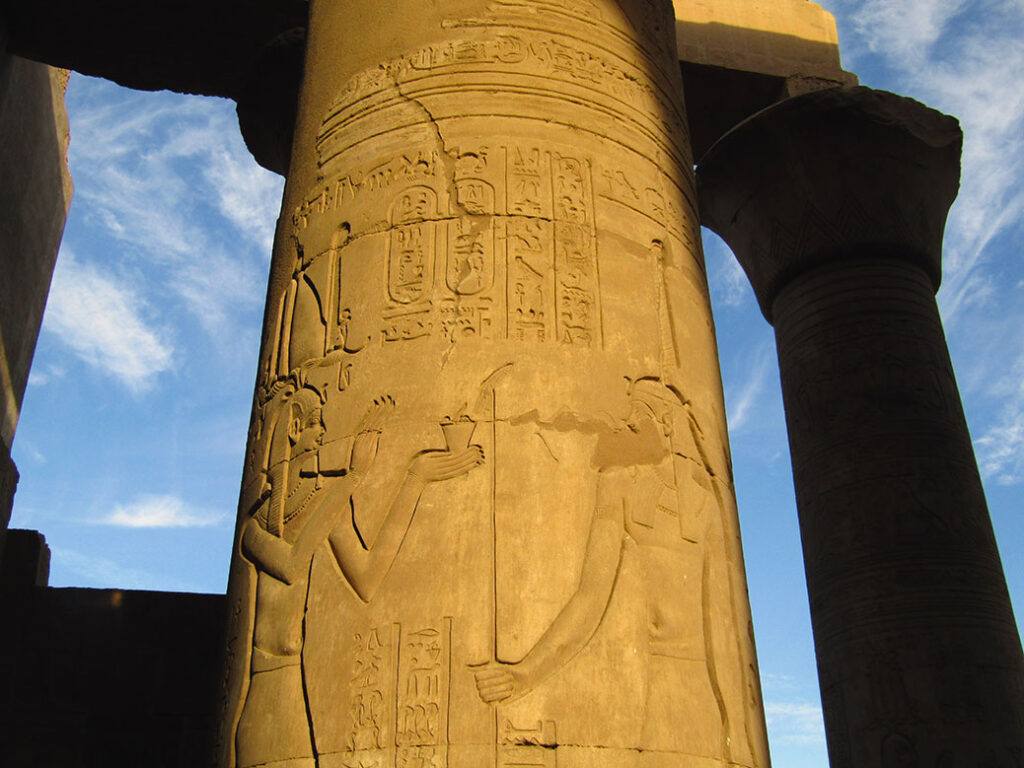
[499,720,557,768]
[235,387,483,768]
[474,378,727,757]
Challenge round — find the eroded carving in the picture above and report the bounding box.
[235,386,482,767]
[474,379,726,757]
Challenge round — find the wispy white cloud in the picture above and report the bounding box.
[838,0,1024,326]
[704,230,754,308]
[725,343,773,432]
[93,493,223,528]
[975,382,1024,485]
[851,0,969,65]
[27,363,67,388]
[65,76,283,337]
[831,0,1024,484]
[43,250,173,392]
[51,546,201,592]
[765,700,827,746]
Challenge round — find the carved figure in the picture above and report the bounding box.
[474,379,725,756]
[236,384,484,768]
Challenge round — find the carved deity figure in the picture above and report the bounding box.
[236,384,484,768]
[474,378,728,758]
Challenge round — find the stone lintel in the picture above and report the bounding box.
[674,0,846,80]
[697,86,962,321]
[3,1,858,173]
[0,0,307,99]
[674,0,857,159]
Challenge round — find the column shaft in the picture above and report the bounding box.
[697,86,1024,767]
[773,258,1024,764]
[217,3,770,767]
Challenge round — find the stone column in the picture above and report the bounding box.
[217,2,770,767]
[699,86,1024,766]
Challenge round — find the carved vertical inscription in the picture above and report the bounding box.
[552,155,600,347]
[302,142,603,349]
[340,621,452,768]
[344,625,400,767]
[383,187,438,343]
[396,619,452,768]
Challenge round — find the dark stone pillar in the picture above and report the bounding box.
[698,86,1024,765]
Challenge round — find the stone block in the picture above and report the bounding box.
[0,528,50,587]
[674,0,847,80]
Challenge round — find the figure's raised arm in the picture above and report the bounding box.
[328,445,484,602]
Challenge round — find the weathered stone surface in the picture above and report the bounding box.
[674,0,847,81]
[0,37,72,562]
[0,53,71,446]
[698,86,1024,767]
[218,3,769,767]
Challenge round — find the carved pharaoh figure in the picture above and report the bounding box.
[474,378,748,761]
[235,384,483,768]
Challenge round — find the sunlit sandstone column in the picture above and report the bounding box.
[217,2,770,767]
[699,86,1024,766]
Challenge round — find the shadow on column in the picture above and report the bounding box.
[698,85,1024,766]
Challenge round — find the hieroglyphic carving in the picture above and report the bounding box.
[552,156,600,346]
[294,151,443,231]
[346,626,399,756]
[396,620,452,768]
[236,389,482,768]
[474,378,729,756]
[597,165,697,249]
[389,187,438,304]
[297,143,601,348]
[507,218,553,342]
[498,720,557,768]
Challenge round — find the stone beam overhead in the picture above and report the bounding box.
[673,0,857,160]
[0,0,308,99]
[674,0,847,82]
[0,0,309,172]
[2,0,855,172]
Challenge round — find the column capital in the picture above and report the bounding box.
[697,86,962,321]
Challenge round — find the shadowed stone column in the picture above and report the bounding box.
[699,86,1024,766]
[217,2,772,767]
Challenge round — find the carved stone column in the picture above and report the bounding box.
[217,2,770,767]
[699,86,1024,766]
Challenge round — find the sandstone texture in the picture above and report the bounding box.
[219,2,769,767]
[0,33,72,555]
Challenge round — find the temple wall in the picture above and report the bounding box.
[0,34,73,556]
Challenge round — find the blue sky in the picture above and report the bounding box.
[8,2,1024,766]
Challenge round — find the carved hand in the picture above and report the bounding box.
[350,396,395,476]
[409,446,484,482]
[472,662,525,704]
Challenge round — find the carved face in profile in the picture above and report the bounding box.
[591,381,681,470]
[288,399,325,459]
